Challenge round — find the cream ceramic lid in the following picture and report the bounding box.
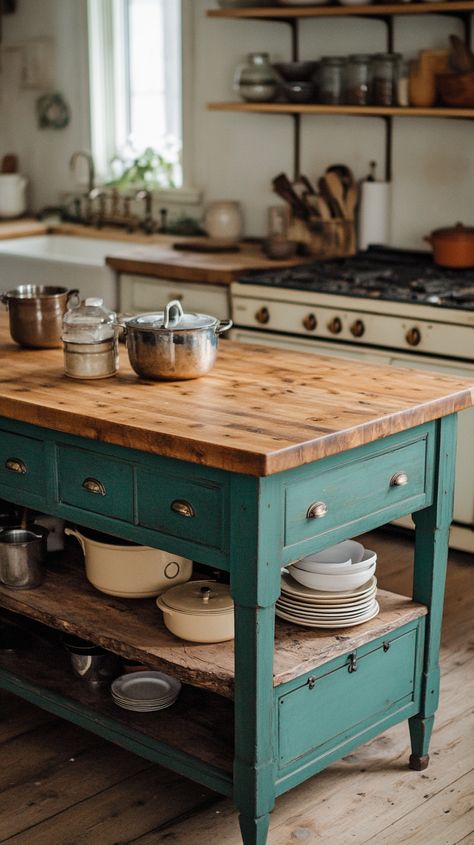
[158,580,234,615]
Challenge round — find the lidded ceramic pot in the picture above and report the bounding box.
[235,52,280,103]
[62,297,119,379]
[156,580,235,643]
[203,200,243,243]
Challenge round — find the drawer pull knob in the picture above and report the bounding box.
[390,471,408,488]
[383,641,391,652]
[171,499,195,518]
[82,477,107,496]
[5,457,27,475]
[348,653,357,673]
[307,501,328,520]
[307,676,317,690]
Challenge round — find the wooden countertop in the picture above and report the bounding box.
[0,220,306,284]
[0,317,472,475]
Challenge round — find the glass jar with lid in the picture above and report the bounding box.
[318,56,347,105]
[347,54,373,106]
[373,53,402,106]
[62,297,119,379]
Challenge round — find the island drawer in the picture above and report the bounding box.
[284,429,432,553]
[136,469,226,551]
[0,429,47,497]
[57,446,134,522]
[277,623,422,769]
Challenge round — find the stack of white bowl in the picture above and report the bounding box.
[277,540,379,629]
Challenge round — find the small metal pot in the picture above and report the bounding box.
[63,635,122,688]
[0,527,48,589]
[1,286,79,348]
[121,300,232,380]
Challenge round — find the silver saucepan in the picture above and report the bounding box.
[121,300,232,380]
[1,286,79,348]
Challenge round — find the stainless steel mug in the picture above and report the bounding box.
[0,527,48,589]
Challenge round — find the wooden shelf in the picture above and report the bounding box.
[208,102,474,118]
[0,549,426,697]
[0,636,234,782]
[207,2,474,19]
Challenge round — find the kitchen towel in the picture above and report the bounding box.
[358,180,391,250]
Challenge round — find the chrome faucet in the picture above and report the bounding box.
[135,189,156,234]
[69,151,95,195]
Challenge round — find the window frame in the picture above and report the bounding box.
[87,0,198,201]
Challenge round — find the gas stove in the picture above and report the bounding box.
[231,246,474,553]
[239,247,474,311]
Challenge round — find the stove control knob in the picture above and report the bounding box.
[303,313,317,332]
[327,317,342,335]
[406,327,421,347]
[350,319,365,338]
[255,306,270,325]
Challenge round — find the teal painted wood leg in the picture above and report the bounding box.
[229,475,282,845]
[409,414,457,772]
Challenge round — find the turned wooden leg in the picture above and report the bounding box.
[239,813,271,845]
[410,415,457,772]
[409,715,434,770]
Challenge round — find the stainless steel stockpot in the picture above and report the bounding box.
[1,285,79,348]
[121,300,232,380]
[0,526,48,589]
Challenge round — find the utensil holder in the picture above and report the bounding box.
[287,216,356,258]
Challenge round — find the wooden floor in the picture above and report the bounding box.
[0,529,472,845]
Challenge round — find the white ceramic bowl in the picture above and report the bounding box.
[295,539,364,572]
[293,548,376,576]
[288,560,376,592]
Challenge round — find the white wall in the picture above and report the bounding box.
[1,0,473,246]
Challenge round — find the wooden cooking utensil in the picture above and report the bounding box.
[449,34,474,73]
[1,154,18,173]
[318,174,344,218]
[326,164,354,200]
[273,173,310,220]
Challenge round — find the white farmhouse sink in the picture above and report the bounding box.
[0,235,134,308]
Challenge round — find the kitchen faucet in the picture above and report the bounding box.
[135,189,157,234]
[69,151,95,195]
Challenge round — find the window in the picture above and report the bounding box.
[88,0,182,187]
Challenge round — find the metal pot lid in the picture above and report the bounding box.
[158,580,234,615]
[431,222,474,239]
[126,300,218,332]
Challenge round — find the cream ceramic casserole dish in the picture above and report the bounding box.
[156,580,234,643]
[65,526,192,598]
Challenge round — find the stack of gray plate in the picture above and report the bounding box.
[111,670,181,712]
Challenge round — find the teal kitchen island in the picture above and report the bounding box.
[0,317,472,845]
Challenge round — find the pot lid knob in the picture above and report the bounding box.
[200,586,211,604]
[162,299,184,330]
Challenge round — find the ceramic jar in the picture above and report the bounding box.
[0,174,27,218]
[235,52,280,103]
[204,200,243,242]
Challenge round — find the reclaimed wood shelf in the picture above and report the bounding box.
[207,1,474,18]
[0,550,426,699]
[208,102,474,119]
[0,637,234,784]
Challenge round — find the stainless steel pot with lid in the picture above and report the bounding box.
[1,285,79,348]
[122,300,232,380]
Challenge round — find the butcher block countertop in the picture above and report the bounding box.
[0,317,472,476]
[0,219,305,284]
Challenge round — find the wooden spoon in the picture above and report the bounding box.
[319,174,344,218]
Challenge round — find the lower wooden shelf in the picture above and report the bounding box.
[0,549,427,698]
[0,634,234,795]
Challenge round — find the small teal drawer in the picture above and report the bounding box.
[57,446,134,522]
[285,434,429,550]
[0,430,46,496]
[278,626,419,767]
[137,469,225,551]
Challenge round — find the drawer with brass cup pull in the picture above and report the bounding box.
[57,445,134,521]
[0,430,47,499]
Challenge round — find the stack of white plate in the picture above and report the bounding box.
[277,540,379,628]
[111,670,181,712]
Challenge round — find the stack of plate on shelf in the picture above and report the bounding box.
[111,670,181,712]
[277,540,379,629]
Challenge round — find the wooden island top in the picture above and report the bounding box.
[0,317,472,475]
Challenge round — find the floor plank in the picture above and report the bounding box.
[0,529,472,845]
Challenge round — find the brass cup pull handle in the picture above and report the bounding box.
[390,471,408,488]
[171,499,195,518]
[5,457,27,475]
[307,501,328,520]
[82,477,107,496]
